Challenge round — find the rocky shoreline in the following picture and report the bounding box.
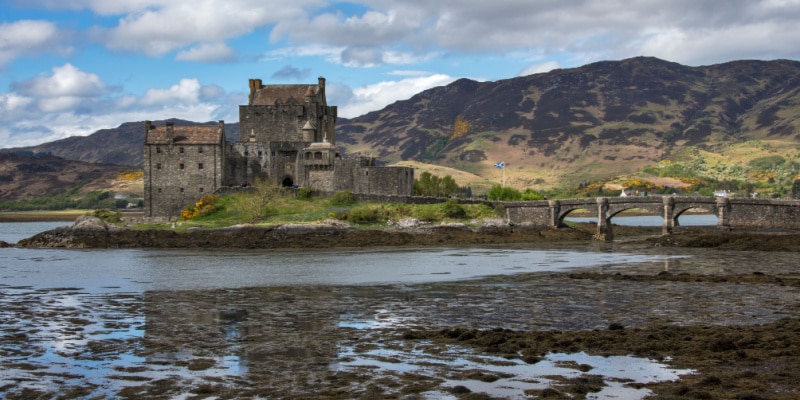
[11,215,800,252]
[14,215,596,249]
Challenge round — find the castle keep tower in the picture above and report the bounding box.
[232,77,337,187]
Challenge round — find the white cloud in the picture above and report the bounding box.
[139,78,203,105]
[0,20,68,66]
[1,67,236,148]
[94,0,320,58]
[519,61,561,76]
[334,73,456,118]
[15,64,108,98]
[176,42,236,62]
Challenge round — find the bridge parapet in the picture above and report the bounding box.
[499,196,800,240]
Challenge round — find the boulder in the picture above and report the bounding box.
[72,216,108,232]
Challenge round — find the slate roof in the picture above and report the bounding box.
[145,125,223,145]
[251,85,318,106]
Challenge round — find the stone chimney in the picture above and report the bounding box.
[248,79,262,105]
[318,76,325,101]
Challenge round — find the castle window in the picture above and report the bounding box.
[179,163,184,170]
[156,163,161,170]
[198,147,203,153]
[258,151,263,157]
[271,151,276,156]
[315,152,322,160]
[156,146,161,154]
[245,151,249,156]
[179,147,184,154]
[180,188,184,193]
[200,187,204,193]
[157,188,162,193]
[198,163,204,170]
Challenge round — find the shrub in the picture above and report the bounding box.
[329,190,355,206]
[521,189,543,200]
[296,187,313,200]
[442,199,466,219]
[181,194,219,220]
[487,185,522,201]
[93,209,122,223]
[347,205,387,224]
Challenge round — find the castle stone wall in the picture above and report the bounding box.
[721,198,800,229]
[239,105,304,143]
[144,142,224,218]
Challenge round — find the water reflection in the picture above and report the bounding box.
[335,343,693,399]
[1,246,673,292]
[566,213,718,226]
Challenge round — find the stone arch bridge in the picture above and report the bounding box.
[500,196,800,241]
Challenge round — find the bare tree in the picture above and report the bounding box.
[239,176,283,221]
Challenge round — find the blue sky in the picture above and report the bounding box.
[2,0,799,149]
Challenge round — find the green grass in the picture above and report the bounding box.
[172,192,499,230]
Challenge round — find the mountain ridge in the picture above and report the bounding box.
[337,56,800,188]
[2,57,799,197]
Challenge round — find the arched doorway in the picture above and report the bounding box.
[281,176,294,187]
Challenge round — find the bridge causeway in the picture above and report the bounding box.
[500,196,800,241]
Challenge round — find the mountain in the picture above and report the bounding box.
[1,119,234,168]
[0,153,131,202]
[337,57,800,188]
[4,57,800,191]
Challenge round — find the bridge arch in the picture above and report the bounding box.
[501,196,800,241]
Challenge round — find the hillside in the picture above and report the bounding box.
[0,153,132,203]
[1,119,235,168]
[337,57,800,189]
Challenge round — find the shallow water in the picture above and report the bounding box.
[0,220,68,243]
[1,244,674,292]
[1,221,795,398]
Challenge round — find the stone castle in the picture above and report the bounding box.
[144,77,414,218]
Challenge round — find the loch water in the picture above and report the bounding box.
[2,216,790,399]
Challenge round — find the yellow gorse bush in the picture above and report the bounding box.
[450,115,474,140]
[117,171,144,181]
[180,194,219,220]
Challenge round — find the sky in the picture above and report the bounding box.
[1,0,799,149]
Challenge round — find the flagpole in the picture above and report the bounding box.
[494,161,506,187]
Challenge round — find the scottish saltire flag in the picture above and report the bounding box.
[494,161,505,168]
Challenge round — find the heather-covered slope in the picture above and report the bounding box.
[337,57,800,188]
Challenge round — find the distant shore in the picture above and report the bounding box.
[0,210,143,222]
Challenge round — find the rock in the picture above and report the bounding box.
[72,216,108,232]
[473,218,507,228]
[394,218,425,229]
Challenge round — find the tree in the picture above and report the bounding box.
[487,184,522,201]
[414,172,459,197]
[239,177,282,221]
